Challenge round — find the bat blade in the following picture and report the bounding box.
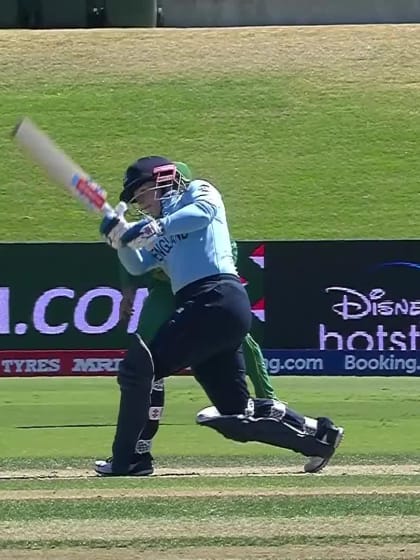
[12,117,114,216]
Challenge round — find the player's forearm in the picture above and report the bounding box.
[160,201,217,235]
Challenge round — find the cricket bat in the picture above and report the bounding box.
[12,117,117,217]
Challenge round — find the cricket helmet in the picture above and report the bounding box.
[119,156,190,204]
[174,161,193,182]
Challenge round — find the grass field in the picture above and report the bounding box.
[1,23,420,559]
[1,376,420,559]
[1,25,420,241]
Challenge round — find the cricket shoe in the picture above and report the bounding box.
[304,417,344,474]
[94,452,154,476]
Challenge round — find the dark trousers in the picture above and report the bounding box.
[150,274,252,414]
[112,274,252,472]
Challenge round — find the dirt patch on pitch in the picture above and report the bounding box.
[1,463,420,480]
[1,25,419,87]
[2,545,420,560]
[1,516,420,542]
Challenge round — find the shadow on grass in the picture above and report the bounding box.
[16,423,185,429]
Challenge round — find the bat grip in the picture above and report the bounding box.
[101,202,117,218]
[101,201,128,219]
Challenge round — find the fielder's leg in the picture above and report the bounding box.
[243,333,277,399]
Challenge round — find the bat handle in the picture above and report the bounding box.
[101,202,117,218]
[101,201,128,219]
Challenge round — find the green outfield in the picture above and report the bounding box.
[1,24,420,560]
[0,377,420,469]
[1,376,420,464]
[1,376,420,559]
[1,25,420,241]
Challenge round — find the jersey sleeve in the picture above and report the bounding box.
[117,246,159,277]
[159,181,222,236]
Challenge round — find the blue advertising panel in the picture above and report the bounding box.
[264,240,420,375]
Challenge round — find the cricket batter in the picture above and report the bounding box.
[104,162,278,476]
[96,156,344,476]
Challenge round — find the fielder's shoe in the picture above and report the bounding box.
[304,417,344,474]
[94,452,154,476]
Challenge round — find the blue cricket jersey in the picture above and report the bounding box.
[117,180,238,294]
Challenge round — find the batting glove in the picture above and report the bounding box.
[121,218,164,250]
[99,202,131,249]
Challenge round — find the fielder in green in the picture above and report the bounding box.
[117,162,277,476]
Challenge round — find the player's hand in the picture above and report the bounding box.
[99,202,131,249]
[121,218,163,250]
[119,290,134,325]
[100,216,131,249]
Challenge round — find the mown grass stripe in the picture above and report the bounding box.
[1,516,420,541]
[0,495,419,521]
[2,534,420,551]
[2,487,420,501]
[2,474,420,492]
[3,543,420,560]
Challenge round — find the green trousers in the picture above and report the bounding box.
[138,282,276,400]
